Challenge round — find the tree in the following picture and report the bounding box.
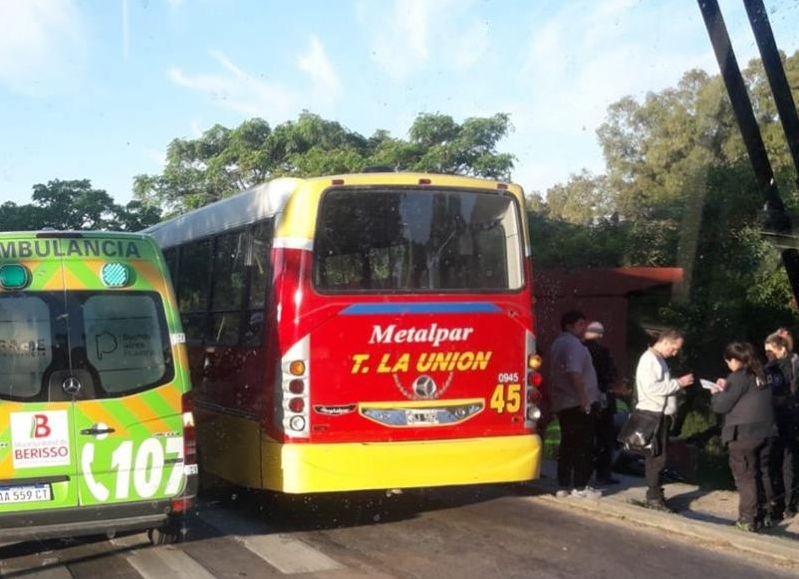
[133,112,515,215]
[0,179,161,232]
[403,113,515,179]
[0,202,44,231]
[530,50,799,376]
[544,170,614,226]
[30,179,119,230]
[114,200,163,231]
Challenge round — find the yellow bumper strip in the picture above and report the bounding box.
[262,434,541,494]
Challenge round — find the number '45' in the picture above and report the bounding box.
[490,384,521,414]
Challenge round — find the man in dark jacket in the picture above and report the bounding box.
[584,322,621,486]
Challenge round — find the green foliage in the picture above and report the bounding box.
[528,211,628,268]
[31,179,118,230]
[532,52,799,356]
[679,405,718,443]
[530,53,799,490]
[134,111,515,215]
[544,170,614,226]
[0,180,161,232]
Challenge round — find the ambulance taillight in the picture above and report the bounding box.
[182,392,197,466]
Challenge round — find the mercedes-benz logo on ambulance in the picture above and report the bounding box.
[413,375,437,399]
[62,376,82,395]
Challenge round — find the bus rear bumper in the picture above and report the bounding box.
[264,434,541,493]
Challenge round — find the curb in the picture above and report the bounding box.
[527,489,799,569]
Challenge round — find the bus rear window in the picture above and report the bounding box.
[314,188,524,292]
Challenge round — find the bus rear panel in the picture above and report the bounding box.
[147,173,543,494]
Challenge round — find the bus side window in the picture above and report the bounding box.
[163,247,179,289]
[243,220,273,346]
[178,240,211,343]
[208,230,247,346]
[211,231,246,311]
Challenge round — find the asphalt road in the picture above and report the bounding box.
[0,484,793,579]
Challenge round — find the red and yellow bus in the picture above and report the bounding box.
[145,172,543,493]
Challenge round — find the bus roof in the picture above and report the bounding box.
[143,172,525,249]
[143,178,301,249]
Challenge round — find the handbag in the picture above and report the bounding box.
[617,409,664,457]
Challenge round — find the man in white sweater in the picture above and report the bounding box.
[635,329,694,511]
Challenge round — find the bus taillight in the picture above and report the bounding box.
[289,416,306,432]
[526,405,542,422]
[289,397,305,413]
[524,331,542,430]
[281,336,311,438]
[528,372,543,387]
[526,387,542,404]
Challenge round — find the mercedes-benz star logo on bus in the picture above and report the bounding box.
[413,375,438,399]
[62,376,82,395]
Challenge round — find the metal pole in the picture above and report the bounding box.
[697,0,790,232]
[698,0,799,307]
[744,0,799,190]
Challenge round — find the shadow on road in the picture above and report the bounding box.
[0,535,141,579]
[0,480,550,569]
[195,479,548,534]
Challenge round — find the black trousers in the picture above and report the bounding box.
[557,405,596,490]
[644,415,671,501]
[768,434,798,515]
[728,438,769,525]
[594,403,616,479]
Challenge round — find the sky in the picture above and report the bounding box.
[1,0,798,206]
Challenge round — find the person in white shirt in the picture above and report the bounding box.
[635,329,694,511]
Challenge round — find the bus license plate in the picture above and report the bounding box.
[406,409,440,425]
[0,484,52,504]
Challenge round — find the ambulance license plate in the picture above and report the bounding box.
[0,484,51,504]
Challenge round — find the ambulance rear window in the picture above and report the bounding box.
[83,294,171,394]
[0,296,52,399]
[0,291,173,402]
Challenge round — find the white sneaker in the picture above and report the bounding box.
[555,489,570,498]
[571,486,602,500]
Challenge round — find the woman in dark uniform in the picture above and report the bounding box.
[711,342,774,532]
[763,333,798,522]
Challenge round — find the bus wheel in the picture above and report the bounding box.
[148,517,185,546]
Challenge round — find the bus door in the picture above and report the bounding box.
[0,258,79,515]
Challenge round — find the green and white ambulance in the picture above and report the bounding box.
[0,231,197,545]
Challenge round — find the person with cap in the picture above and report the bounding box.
[584,321,621,486]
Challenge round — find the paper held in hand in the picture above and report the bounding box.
[700,379,717,390]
